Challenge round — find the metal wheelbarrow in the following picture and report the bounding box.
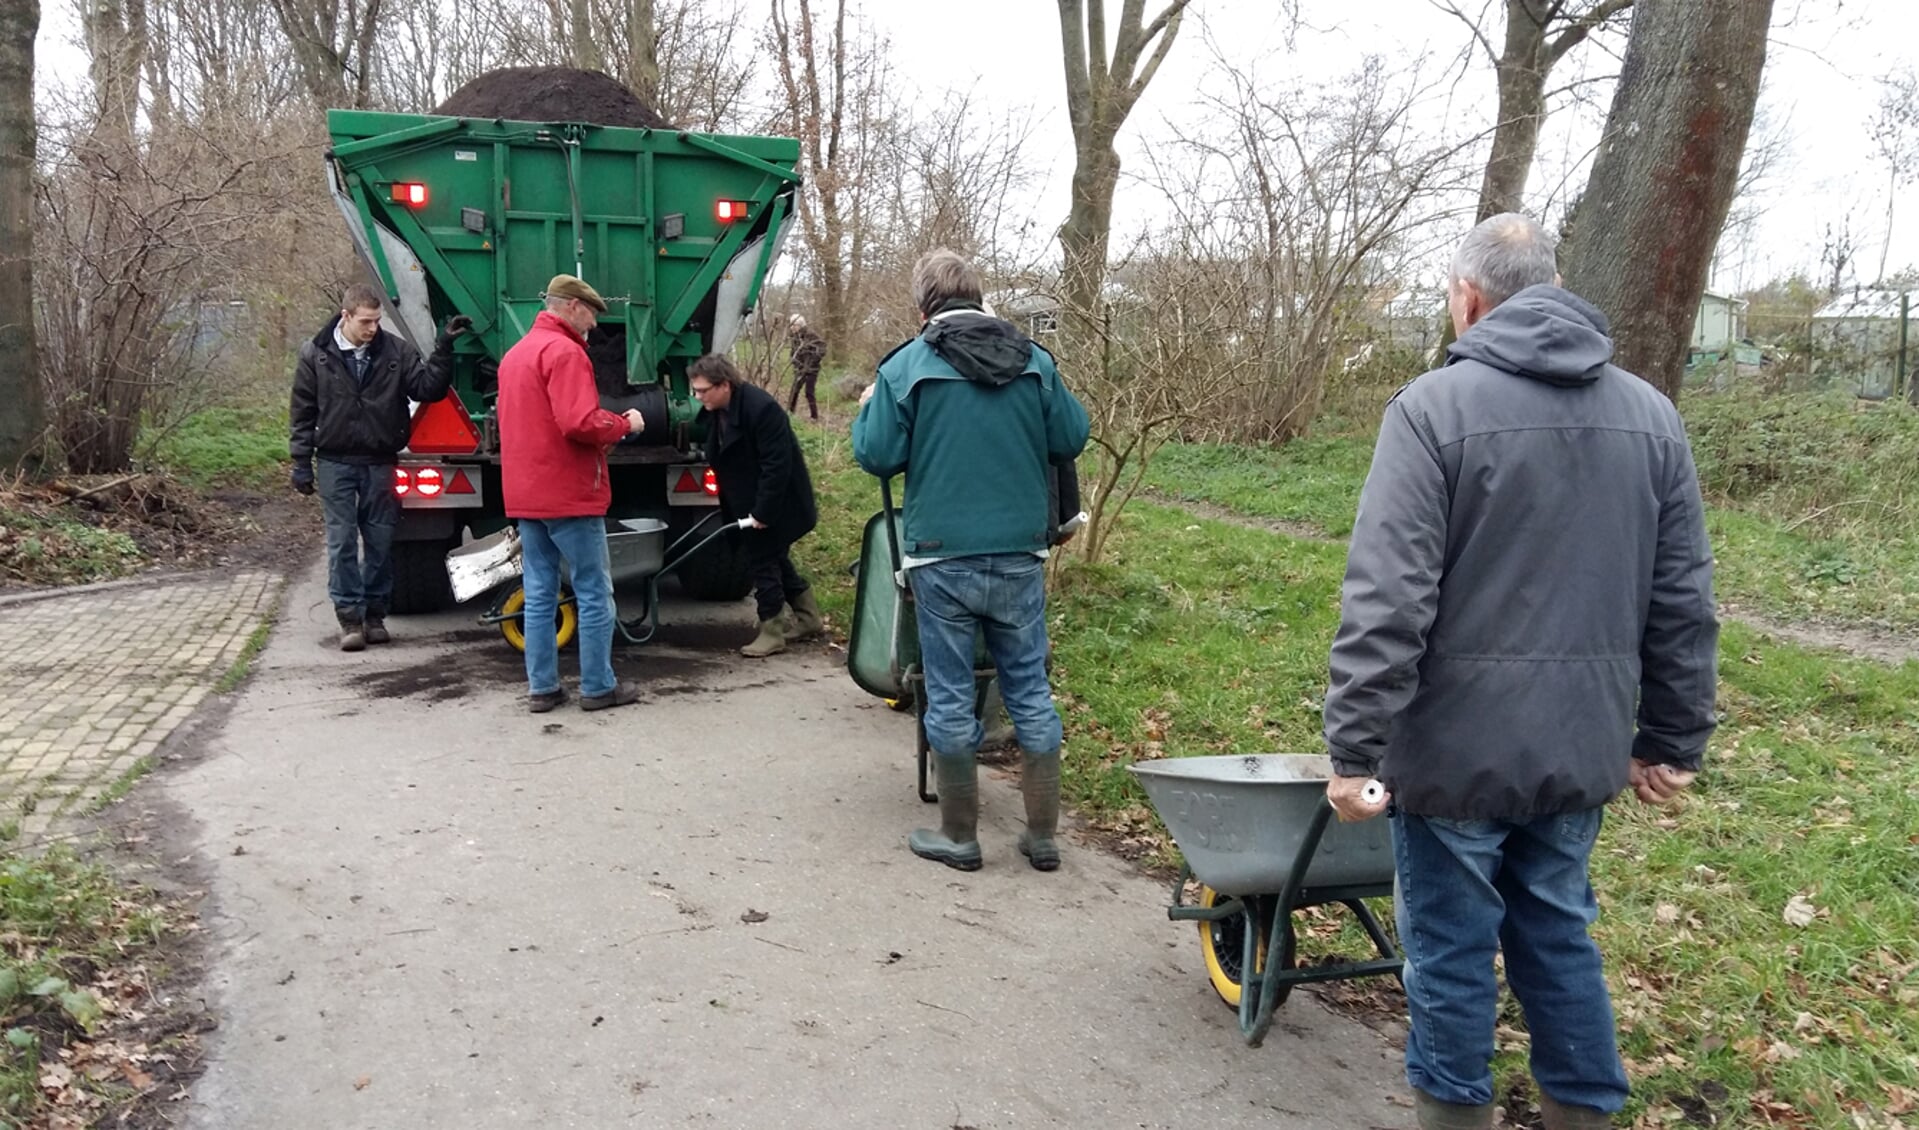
[447,514,751,651]
[845,477,995,803]
[1130,754,1404,1047]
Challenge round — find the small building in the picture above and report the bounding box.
[1691,289,1748,354]
[1811,288,1915,397]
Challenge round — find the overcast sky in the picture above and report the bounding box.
[33,0,1918,293]
[873,0,1918,293]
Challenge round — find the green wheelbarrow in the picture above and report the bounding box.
[845,478,995,803]
[1130,754,1405,1047]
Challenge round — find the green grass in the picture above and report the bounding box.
[1139,436,1372,538]
[0,509,143,587]
[216,619,275,694]
[146,405,289,489]
[0,849,174,1121]
[790,410,1919,1126]
[86,758,155,815]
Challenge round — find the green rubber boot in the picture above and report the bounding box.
[1016,751,1061,871]
[1413,1091,1494,1130]
[1539,1093,1614,1130]
[909,754,982,871]
[741,608,796,658]
[788,586,824,640]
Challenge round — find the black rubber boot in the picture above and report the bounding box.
[909,754,982,870]
[1017,751,1061,871]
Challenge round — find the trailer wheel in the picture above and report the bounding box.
[676,534,753,601]
[390,536,459,614]
[498,585,578,653]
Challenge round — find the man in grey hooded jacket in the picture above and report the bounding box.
[1322,214,1718,1130]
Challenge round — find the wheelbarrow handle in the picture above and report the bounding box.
[660,514,758,575]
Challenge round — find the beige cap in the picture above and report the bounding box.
[545,274,607,313]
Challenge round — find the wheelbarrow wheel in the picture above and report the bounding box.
[498,584,578,653]
[1198,886,1268,1009]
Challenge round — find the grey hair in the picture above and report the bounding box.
[910,248,984,316]
[543,295,570,313]
[1449,213,1558,307]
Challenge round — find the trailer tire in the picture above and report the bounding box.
[390,536,459,614]
[676,535,754,602]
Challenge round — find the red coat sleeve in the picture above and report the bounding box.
[546,342,629,447]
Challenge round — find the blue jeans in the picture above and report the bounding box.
[908,554,1061,757]
[316,459,399,622]
[1392,808,1629,1112]
[518,517,617,699]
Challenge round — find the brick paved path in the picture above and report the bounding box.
[0,572,280,841]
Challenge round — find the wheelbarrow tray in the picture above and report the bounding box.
[606,518,667,587]
[847,510,914,700]
[1130,754,1394,896]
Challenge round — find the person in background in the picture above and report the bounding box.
[496,274,645,713]
[687,353,822,658]
[290,283,464,651]
[786,314,826,421]
[852,248,1090,873]
[1321,213,1719,1130]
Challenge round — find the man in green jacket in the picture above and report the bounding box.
[852,249,1090,872]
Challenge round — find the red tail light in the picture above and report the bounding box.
[391,182,428,207]
[393,467,411,496]
[715,200,749,222]
[414,467,444,498]
[703,468,720,496]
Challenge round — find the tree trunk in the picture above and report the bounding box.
[1055,0,1192,337]
[0,0,43,469]
[570,0,601,71]
[627,0,657,105]
[1473,0,1634,221]
[1560,0,1773,402]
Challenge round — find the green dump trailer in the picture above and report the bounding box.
[323,108,801,612]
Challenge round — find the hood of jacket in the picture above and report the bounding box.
[1446,284,1614,388]
[919,303,1036,388]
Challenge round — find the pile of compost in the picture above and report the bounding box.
[433,67,670,129]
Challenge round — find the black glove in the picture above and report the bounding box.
[291,463,315,496]
[436,314,473,350]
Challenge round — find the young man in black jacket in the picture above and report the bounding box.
[290,284,466,651]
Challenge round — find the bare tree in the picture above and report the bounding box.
[567,0,602,69]
[1869,67,1918,284]
[1434,0,1634,221]
[0,0,43,468]
[1055,0,1193,337]
[1559,0,1774,401]
[627,0,657,105]
[768,0,892,364]
[1069,57,1476,560]
[269,0,384,109]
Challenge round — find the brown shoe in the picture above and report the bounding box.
[581,681,641,711]
[528,688,568,714]
[364,617,391,645]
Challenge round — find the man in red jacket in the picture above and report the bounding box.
[497,275,645,713]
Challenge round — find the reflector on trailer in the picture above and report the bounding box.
[674,470,700,493]
[407,392,482,455]
[447,468,476,495]
[390,182,428,207]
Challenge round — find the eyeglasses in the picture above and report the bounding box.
[689,383,719,398]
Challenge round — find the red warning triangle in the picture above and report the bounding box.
[408,392,482,455]
[674,470,700,493]
[447,468,476,495]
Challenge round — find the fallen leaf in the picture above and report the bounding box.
[740,909,770,924]
[1783,894,1819,928]
[1655,904,1681,925]
[353,1076,371,1091]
